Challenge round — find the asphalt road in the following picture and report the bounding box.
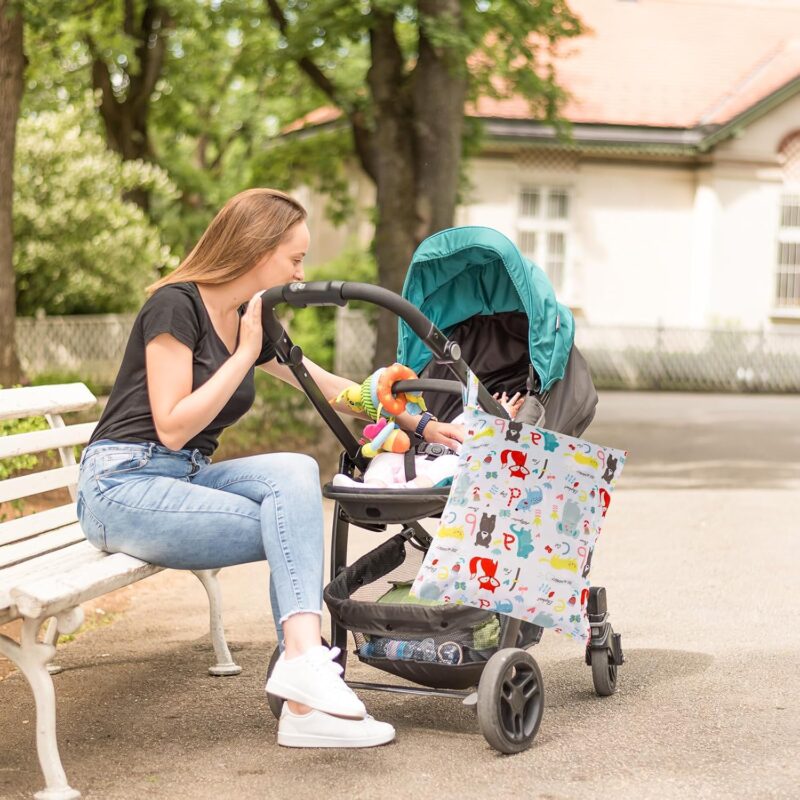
[1,391,798,800]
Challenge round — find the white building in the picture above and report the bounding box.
[295,0,800,332]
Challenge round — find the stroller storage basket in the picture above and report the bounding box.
[324,533,501,689]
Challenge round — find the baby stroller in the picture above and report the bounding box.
[261,226,624,752]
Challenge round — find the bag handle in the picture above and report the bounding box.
[462,368,481,409]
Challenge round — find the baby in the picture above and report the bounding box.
[332,391,524,490]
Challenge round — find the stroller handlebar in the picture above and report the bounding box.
[260,281,508,422]
[260,281,462,364]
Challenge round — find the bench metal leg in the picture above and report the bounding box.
[0,614,83,800]
[191,569,242,676]
[44,618,63,676]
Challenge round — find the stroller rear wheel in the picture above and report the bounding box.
[266,644,284,720]
[266,638,341,720]
[477,648,544,753]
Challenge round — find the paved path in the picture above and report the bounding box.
[1,392,798,799]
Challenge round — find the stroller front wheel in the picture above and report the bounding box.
[477,648,544,753]
[590,644,618,697]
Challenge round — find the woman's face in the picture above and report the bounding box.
[253,221,310,289]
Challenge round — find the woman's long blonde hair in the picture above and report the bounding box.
[147,188,307,295]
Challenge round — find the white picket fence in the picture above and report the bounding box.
[13,309,800,392]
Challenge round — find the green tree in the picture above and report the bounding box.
[147,0,322,251]
[24,0,324,253]
[0,0,25,384]
[13,96,177,315]
[262,0,582,366]
[86,0,173,211]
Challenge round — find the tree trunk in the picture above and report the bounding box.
[365,3,467,369]
[412,0,467,237]
[0,0,24,386]
[90,1,169,212]
[367,14,419,368]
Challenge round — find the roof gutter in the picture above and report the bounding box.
[480,119,706,155]
[277,74,800,156]
[481,74,800,156]
[696,74,800,152]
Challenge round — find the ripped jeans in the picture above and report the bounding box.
[76,439,325,646]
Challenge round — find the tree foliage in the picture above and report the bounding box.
[13,95,177,315]
[22,0,335,252]
[12,1,580,342]
[260,0,582,365]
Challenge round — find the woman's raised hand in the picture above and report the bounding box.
[236,291,264,364]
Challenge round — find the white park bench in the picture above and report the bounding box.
[0,383,242,800]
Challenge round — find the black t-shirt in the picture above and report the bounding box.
[90,282,276,456]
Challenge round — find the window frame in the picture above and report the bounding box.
[516,183,574,303]
[774,188,800,313]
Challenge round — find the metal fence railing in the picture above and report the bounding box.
[14,313,137,385]
[334,307,800,393]
[13,309,800,393]
[574,324,800,392]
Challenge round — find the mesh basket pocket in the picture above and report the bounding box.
[324,533,496,638]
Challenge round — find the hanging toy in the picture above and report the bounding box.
[332,363,427,458]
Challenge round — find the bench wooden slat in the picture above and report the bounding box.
[0,504,78,547]
[0,465,80,504]
[0,540,105,614]
[12,553,160,620]
[0,523,85,569]
[0,422,96,459]
[0,383,97,421]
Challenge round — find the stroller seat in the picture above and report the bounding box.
[322,482,449,524]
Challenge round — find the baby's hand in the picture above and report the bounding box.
[493,391,525,419]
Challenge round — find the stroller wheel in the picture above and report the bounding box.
[477,648,544,753]
[590,642,618,697]
[266,644,284,720]
[265,638,340,720]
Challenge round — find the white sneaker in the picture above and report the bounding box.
[278,706,395,748]
[266,645,366,719]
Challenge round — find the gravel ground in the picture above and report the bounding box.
[1,391,798,800]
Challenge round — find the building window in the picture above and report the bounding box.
[775,134,800,310]
[517,186,571,294]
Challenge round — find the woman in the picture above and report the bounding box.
[76,188,463,749]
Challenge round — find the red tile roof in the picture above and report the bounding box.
[477,0,800,128]
[285,0,800,133]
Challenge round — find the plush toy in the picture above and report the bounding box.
[333,363,427,458]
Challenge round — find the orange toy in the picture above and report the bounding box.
[376,363,417,416]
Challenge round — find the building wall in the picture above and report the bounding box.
[302,92,800,331]
[299,169,375,269]
[460,156,698,327]
[705,168,783,328]
[709,91,800,327]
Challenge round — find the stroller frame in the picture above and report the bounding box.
[260,280,623,752]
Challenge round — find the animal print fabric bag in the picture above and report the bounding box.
[410,371,626,642]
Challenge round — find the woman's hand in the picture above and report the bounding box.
[423,420,465,451]
[236,291,264,364]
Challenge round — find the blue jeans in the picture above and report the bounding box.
[77,439,325,646]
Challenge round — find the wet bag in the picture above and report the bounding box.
[410,371,626,641]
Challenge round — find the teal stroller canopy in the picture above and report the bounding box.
[397,226,575,392]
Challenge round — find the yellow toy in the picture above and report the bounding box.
[332,364,427,458]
